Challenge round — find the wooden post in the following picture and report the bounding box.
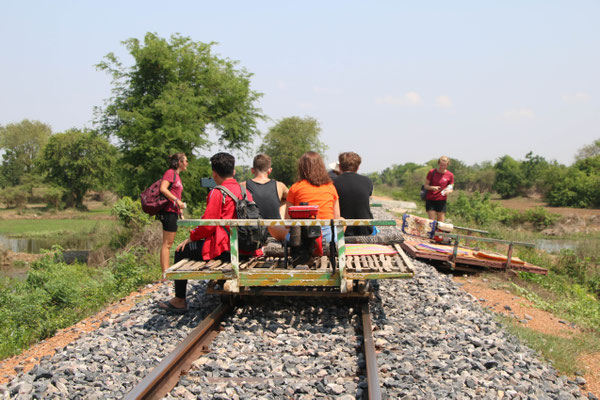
[505,242,514,273]
[450,235,459,270]
[229,226,240,293]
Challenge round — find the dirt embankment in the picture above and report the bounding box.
[492,197,600,236]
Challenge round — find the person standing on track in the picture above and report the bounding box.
[159,153,188,275]
[424,155,454,222]
[158,152,259,314]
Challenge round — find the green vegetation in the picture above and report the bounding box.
[0,219,114,237]
[38,129,118,209]
[498,315,600,375]
[96,32,264,204]
[0,119,51,187]
[259,116,327,185]
[370,138,599,208]
[449,191,560,229]
[0,246,159,359]
[0,198,160,360]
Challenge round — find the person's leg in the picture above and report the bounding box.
[160,230,177,274]
[321,225,332,243]
[425,200,437,220]
[160,212,178,274]
[160,241,203,310]
[436,201,448,222]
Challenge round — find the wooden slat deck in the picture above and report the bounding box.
[401,240,548,275]
[165,246,414,285]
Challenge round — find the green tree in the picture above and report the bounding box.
[259,116,327,185]
[493,155,524,198]
[96,32,264,199]
[0,119,52,186]
[547,155,600,208]
[575,138,600,161]
[38,129,118,208]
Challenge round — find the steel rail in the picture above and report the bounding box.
[361,302,382,400]
[125,303,232,400]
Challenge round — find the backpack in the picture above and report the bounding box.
[215,184,268,252]
[140,172,176,216]
[420,185,427,201]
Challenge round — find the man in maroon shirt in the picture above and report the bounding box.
[158,152,253,313]
[424,156,454,222]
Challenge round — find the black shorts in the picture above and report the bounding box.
[160,212,179,232]
[425,200,447,213]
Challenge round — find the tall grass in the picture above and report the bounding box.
[0,198,162,360]
[0,246,160,360]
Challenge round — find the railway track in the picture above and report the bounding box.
[125,297,382,399]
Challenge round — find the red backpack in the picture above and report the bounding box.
[140,172,177,216]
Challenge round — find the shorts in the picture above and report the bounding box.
[425,200,447,213]
[160,212,179,232]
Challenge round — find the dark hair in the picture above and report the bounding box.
[253,154,271,173]
[169,153,186,169]
[297,151,331,186]
[338,152,361,172]
[210,152,235,178]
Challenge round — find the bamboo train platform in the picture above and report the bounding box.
[397,213,548,275]
[164,218,414,295]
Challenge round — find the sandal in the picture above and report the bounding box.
[157,300,188,314]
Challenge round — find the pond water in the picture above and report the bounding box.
[535,238,589,253]
[0,234,95,254]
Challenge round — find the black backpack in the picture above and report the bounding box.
[215,185,268,252]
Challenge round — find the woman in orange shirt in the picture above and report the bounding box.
[271,151,340,242]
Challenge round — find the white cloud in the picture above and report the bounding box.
[404,91,423,105]
[313,86,336,95]
[562,92,591,104]
[435,95,453,108]
[375,91,423,106]
[503,108,535,121]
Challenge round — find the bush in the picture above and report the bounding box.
[111,196,151,229]
[546,166,600,208]
[0,185,30,210]
[35,185,66,210]
[449,192,559,230]
[0,245,159,360]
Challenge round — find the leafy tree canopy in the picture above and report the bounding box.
[38,129,118,208]
[259,116,327,185]
[492,155,524,198]
[575,138,600,161]
[0,119,52,186]
[96,32,264,197]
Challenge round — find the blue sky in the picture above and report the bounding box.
[1,1,598,173]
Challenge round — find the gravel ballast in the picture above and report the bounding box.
[0,208,589,399]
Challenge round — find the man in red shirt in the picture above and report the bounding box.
[424,156,454,222]
[158,152,252,313]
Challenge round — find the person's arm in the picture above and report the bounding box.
[333,199,341,219]
[160,173,185,209]
[277,181,289,218]
[443,174,455,195]
[424,173,440,192]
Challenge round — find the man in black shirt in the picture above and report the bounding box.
[242,154,288,219]
[333,152,374,236]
